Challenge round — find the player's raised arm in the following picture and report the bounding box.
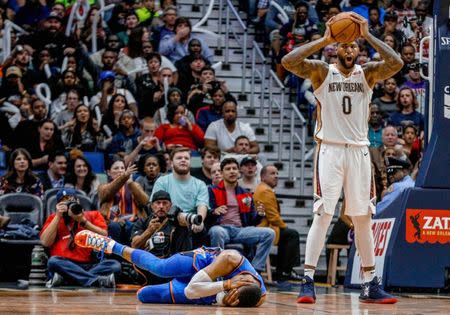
[350,13,403,87]
[281,18,334,87]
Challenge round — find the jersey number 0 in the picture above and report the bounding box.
[342,96,352,115]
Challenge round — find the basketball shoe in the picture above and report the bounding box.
[297,276,316,303]
[75,230,116,254]
[359,276,398,304]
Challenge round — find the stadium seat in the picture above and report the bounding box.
[0,193,44,245]
[83,152,105,173]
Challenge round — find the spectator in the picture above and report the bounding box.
[63,104,100,152]
[135,153,167,196]
[191,146,221,185]
[15,99,48,150]
[14,0,50,29]
[388,86,425,136]
[205,100,260,154]
[132,40,178,83]
[195,87,226,132]
[159,17,213,63]
[154,87,195,126]
[25,119,64,170]
[0,148,44,198]
[26,13,75,66]
[101,93,133,137]
[368,104,383,148]
[38,152,67,191]
[151,5,178,50]
[371,11,407,50]
[176,55,208,100]
[175,38,211,86]
[64,156,100,198]
[402,62,426,114]
[108,110,141,156]
[399,124,421,166]
[54,90,81,130]
[117,11,141,46]
[368,6,383,34]
[135,52,165,118]
[210,161,222,186]
[207,158,275,273]
[372,77,398,118]
[0,111,14,151]
[399,43,417,76]
[49,68,88,117]
[40,188,121,288]
[254,165,301,281]
[370,125,399,201]
[124,117,161,166]
[90,70,137,116]
[376,157,414,214]
[223,135,265,169]
[238,157,260,192]
[89,34,135,76]
[98,156,148,244]
[135,0,162,27]
[151,147,209,246]
[0,66,27,99]
[154,103,205,151]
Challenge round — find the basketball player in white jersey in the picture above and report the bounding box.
[282,13,403,304]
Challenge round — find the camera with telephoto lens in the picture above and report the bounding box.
[166,205,203,225]
[66,201,83,215]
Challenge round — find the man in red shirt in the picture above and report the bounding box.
[40,188,121,287]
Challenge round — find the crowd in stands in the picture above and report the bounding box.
[0,0,430,288]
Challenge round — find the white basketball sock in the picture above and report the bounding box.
[304,213,333,276]
[351,214,376,281]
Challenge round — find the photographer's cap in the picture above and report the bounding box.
[56,188,78,202]
[386,157,411,174]
[152,190,171,203]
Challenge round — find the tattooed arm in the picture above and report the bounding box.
[350,13,404,88]
[281,18,335,90]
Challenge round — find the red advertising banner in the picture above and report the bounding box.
[406,209,450,244]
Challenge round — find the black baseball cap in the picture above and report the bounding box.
[152,190,171,203]
[386,157,411,174]
[240,157,257,167]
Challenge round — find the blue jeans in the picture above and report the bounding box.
[208,225,275,271]
[47,256,121,287]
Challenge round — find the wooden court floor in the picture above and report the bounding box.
[1,287,449,315]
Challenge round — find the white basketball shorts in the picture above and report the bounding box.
[313,142,376,216]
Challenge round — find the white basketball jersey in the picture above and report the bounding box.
[313,64,372,146]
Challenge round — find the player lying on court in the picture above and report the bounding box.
[75,230,266,307]
[282,12,403,304]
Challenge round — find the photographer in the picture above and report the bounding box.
[131,190,196,257]
[130,190,198,284]
[40,188,121,288]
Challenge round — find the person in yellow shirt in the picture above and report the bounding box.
[254,165,301,281]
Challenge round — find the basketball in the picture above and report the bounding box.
[330,12,361,43]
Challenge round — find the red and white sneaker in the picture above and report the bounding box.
[75,230,115,254]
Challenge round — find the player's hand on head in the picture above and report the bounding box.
[228,274,257,289]
[222,288,240,307]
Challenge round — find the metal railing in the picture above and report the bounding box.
[288,103,307,194]
[217,0,248,98]
[267,70,285,165]
[250,41,266,117]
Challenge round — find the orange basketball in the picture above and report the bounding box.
[330,12,361,43]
